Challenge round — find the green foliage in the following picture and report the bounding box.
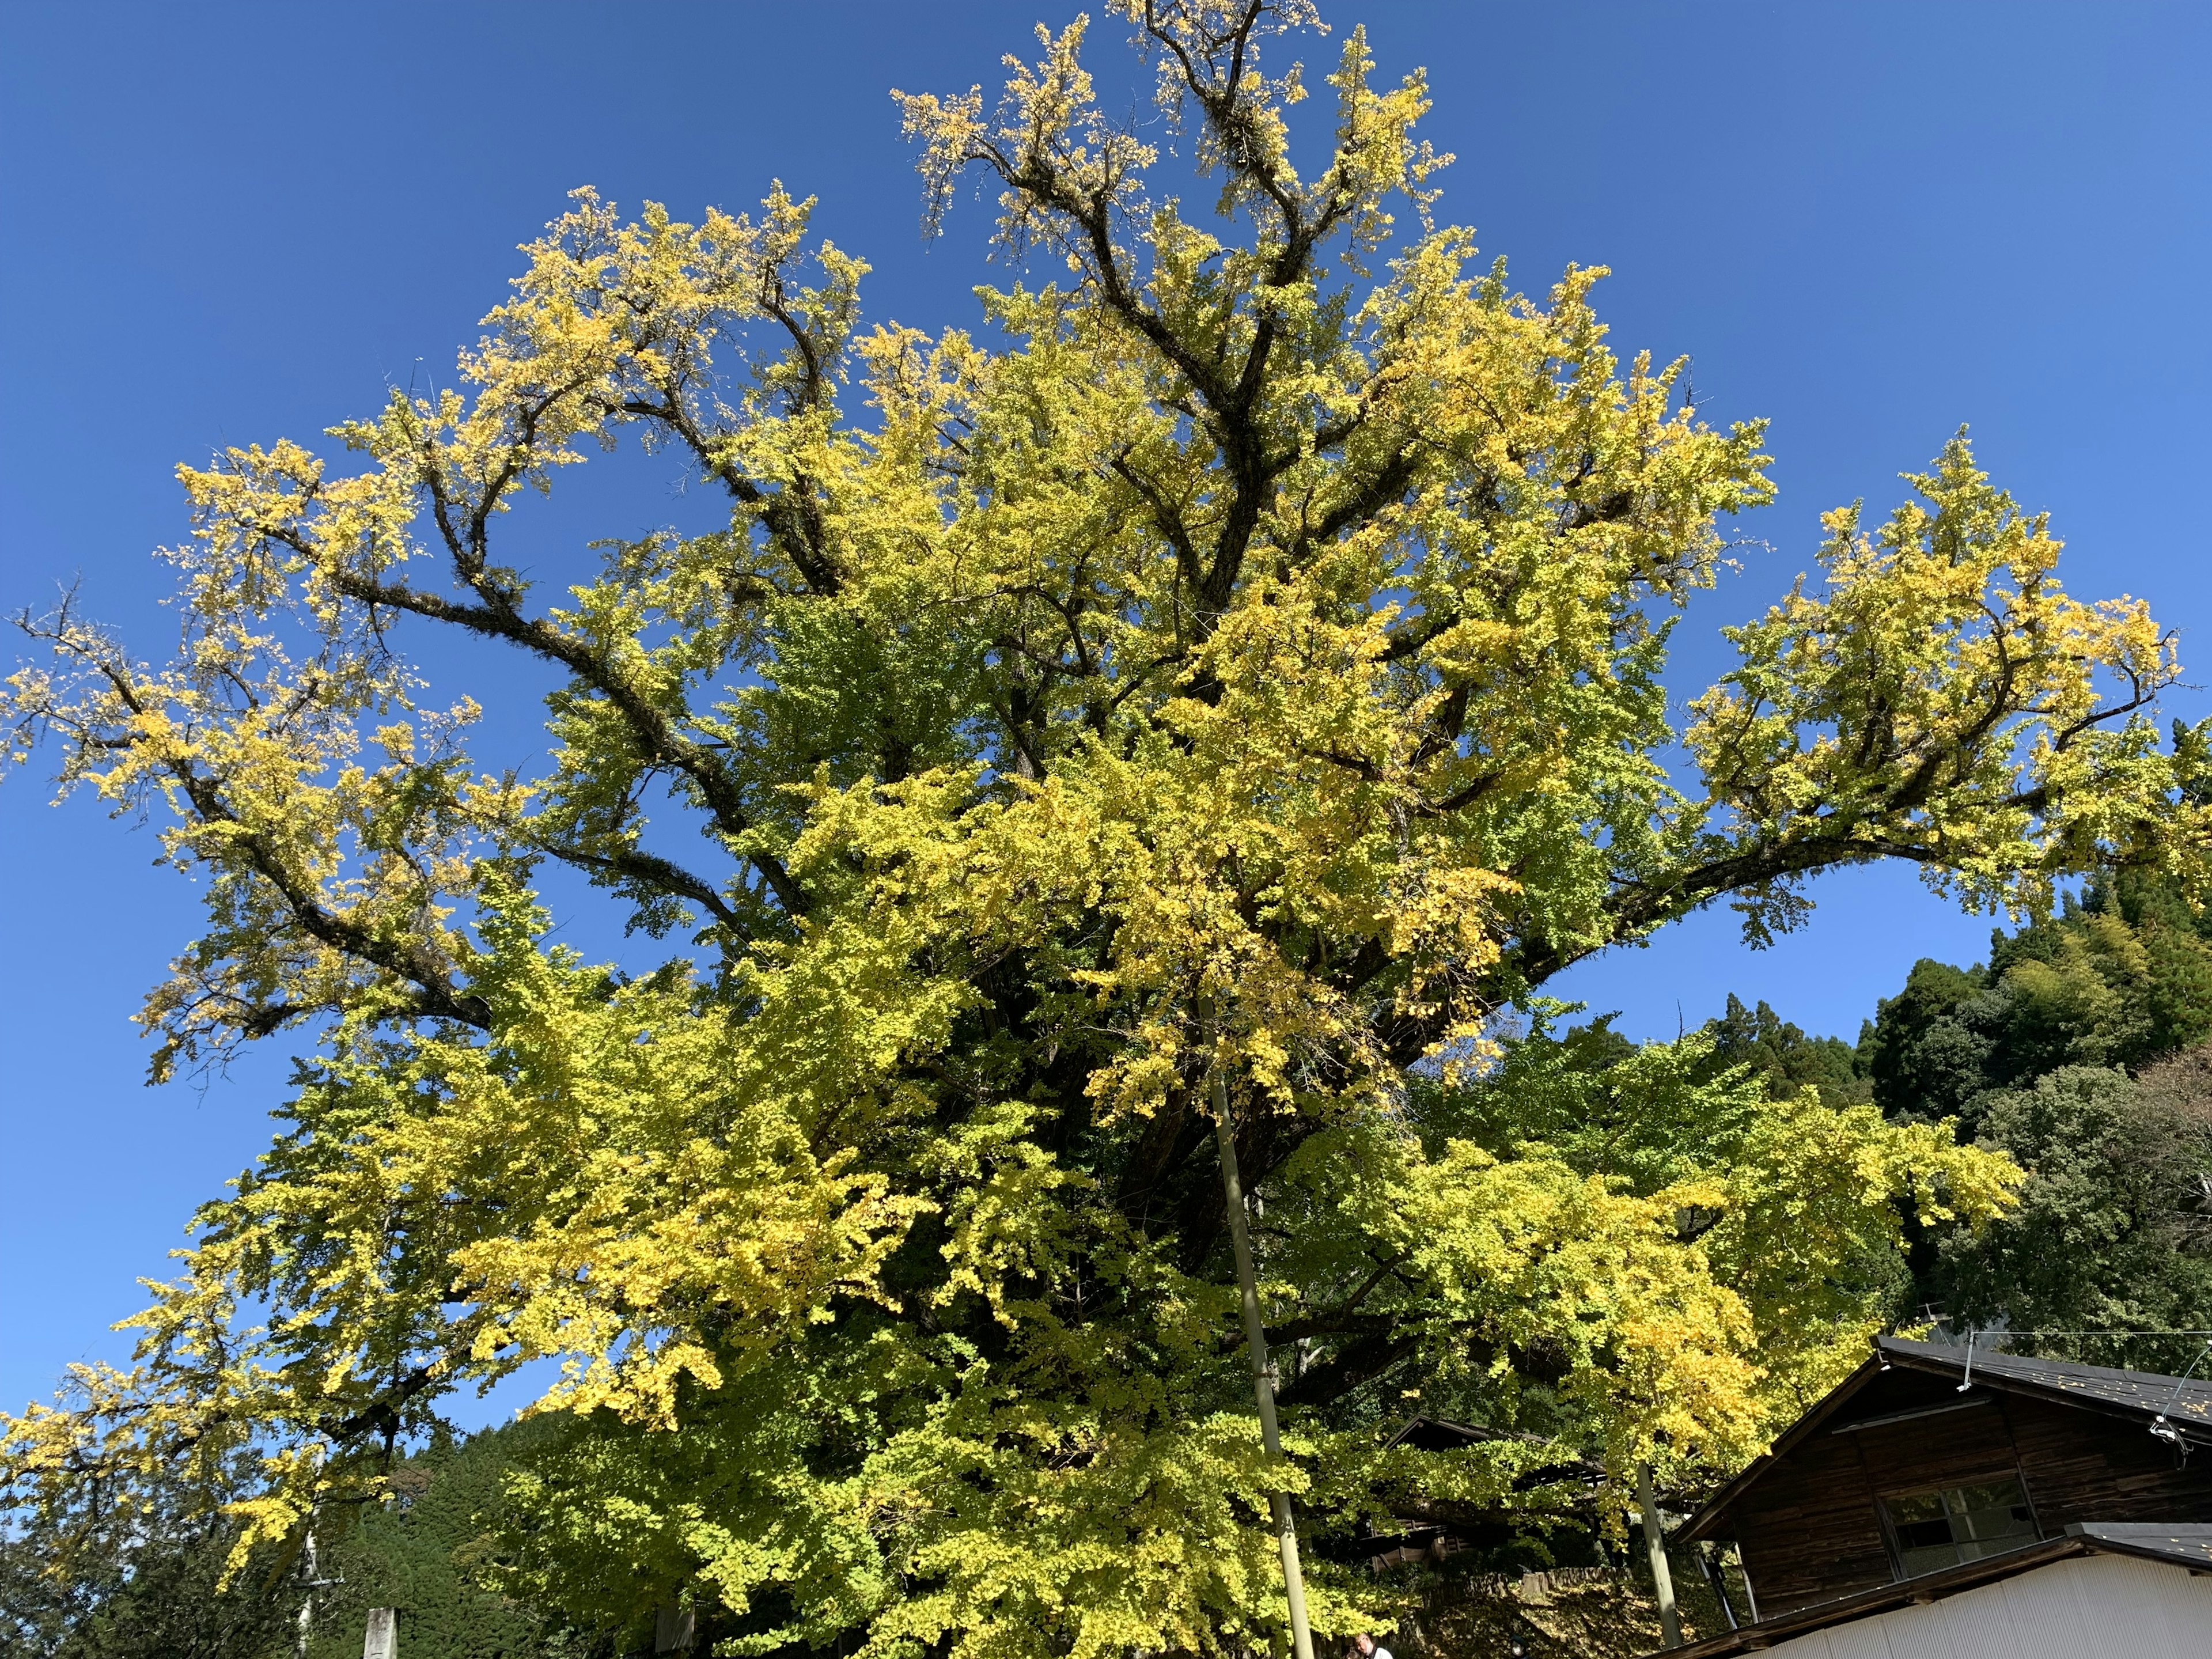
[1863,872,2212,1125]
[1861,959,1994,1123]
[310,1422,582,1659]
[1700,995,1869,1108]
[1934,1059,2212,1352]
[0,1423,590,1659]
[1836,872,2212,1343]
[0,1449,295,1659]
[1592,873,2212,1362]
[1425,1016,1966,1411]
[7,6,2205,1655]
[1422,1014,1766,1196]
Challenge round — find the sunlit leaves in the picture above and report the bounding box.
[1,3,2193,1653]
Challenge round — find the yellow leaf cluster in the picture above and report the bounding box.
[2,6,2183,1652]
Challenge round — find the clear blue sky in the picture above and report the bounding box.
[3,2,2207,1424]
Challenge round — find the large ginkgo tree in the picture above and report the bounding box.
[6,3,2200,1654]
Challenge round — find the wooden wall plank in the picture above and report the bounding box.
[1726,1369,2212,1616]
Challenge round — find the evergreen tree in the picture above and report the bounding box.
[310,1422,591,1659]
[1859,959,1993,1123]
[1701,995,1868,1107]
[0,1419,600,1659]
[1934,1063,2212,1359]
[0,1448,294,1659]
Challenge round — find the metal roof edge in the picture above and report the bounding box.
[1647,1536,2089,1658]
[2063,1520,2212,1571]
[1873,1336,2212,1440]
[1648,1525,2212,1657]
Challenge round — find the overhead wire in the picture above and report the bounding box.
[1933,1325,2212,1456]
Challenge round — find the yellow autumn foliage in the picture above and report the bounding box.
[3,5,2196,1654]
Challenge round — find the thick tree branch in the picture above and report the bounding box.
[315,562,809,919]
[75,656,493,1032]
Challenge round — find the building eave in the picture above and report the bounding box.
[1646,1524,2212,1657]
[1674,1350,1885,1545]
[1653,1536,2090,1657]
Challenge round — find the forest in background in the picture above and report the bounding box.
[1726,870,2212,1363]
[13,874,2208,1659]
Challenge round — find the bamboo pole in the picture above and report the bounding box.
[1210,1049,1316,1659]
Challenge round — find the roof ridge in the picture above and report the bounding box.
[1876,1334,2212,1398]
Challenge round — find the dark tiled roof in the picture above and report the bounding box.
[2067,1520,2212,1569]
[1679,1334,2212,1546]
[1876,1335,2212,1430]
[1382,1415,1508,1452]
[1379,1414,1604,1482]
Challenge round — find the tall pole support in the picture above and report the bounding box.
[295,1528,318,1659]
[1637,1460,1681,1649]
[1210,1048,1316,1659]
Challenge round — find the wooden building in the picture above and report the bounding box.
[1658,1335,2212,1657]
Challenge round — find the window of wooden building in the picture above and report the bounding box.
[1879,1477,2038,1578]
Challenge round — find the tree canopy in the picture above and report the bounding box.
[6,4,2205,1655]
[1850,874,2212,1350]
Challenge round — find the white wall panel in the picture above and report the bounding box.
[1932,1575,2026,1659]
[1747,1552,2212,1659]
[2076,1554,2211,1656]
[1817,1616,1891,1659]
[1873,1600,1953,1659]
[1990,1558,2092,1657]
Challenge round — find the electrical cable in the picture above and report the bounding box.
[1933,1325,2212,1460]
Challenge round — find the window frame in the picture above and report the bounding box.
[1873,1469,2043,1582]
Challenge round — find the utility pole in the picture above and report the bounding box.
[1637,1461,1681,1649]
[291,1513,346,1659]
[295,1527,332,1659]
[1209,1040,1315,1659]
[296,1529,315,1659]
